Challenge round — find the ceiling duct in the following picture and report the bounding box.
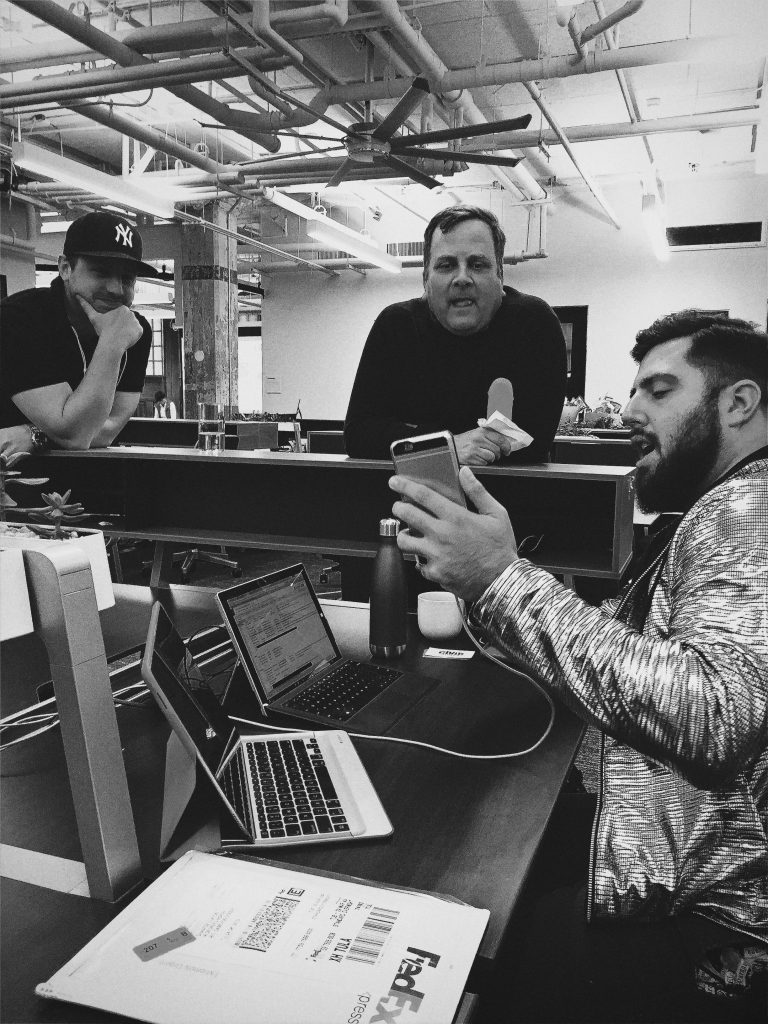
[324,34,763,102]
[9,0,281,153]
[0,50,287,108]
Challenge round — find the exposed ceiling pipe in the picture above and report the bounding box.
[221,1,303,66]
[368,0,545,201]
[522,81,620,228]
[0,14,385,72]
[323,34,763,101]
[8,97,236,178]
[8,0,281,153]
[578,0,644,49]
[64,102,234,176]
[0,232,37,252]
[270,1,348,27]
[237,80,331,132]
[592,0,658,192]
[173,208,337,276]
[459,108,761,149]
[0,49,285,107]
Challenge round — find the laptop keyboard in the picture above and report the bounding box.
[246,737,351,840]
[284,661,401,721]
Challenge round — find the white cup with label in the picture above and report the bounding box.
[197,402,225,452]
[417,591,463,641]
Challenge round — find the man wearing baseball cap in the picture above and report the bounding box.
[0,211,155,454]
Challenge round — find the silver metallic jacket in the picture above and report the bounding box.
[472,457,768,942]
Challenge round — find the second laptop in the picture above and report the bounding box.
[216,563,438,733]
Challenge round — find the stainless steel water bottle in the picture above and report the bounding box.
[369,518,408,658]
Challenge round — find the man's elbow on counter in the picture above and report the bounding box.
[47,430,97,451]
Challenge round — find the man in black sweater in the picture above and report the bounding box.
[344,205,567,464]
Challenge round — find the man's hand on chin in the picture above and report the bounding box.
[389,466,518,603]
[76,296,142,353]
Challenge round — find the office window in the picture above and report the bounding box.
[146,319,164,376]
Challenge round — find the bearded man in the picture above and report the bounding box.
[389,310,768,1022]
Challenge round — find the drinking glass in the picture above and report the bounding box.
[197,402,225,451]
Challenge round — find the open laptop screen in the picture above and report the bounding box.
[148,603,232,771]
[217,565,340,703]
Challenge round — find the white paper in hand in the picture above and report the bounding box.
[478,410,533,452]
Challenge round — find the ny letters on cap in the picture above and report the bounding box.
[63,211,157,277]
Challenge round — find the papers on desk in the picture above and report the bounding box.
[37,851,489,1024]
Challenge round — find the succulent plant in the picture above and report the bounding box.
[27,490,88,539]
[0,453,49,523]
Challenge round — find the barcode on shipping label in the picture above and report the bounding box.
[238,895,299,952]
[345,906,399,966]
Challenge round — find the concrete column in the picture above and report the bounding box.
[178,203,238,417]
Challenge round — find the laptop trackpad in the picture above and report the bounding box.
[349,670,439,734]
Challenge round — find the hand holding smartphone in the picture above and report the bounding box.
[390,432,466,531]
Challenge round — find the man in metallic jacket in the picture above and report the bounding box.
[389,310,768,1021]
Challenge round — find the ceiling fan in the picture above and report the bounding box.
[266,76,533,189]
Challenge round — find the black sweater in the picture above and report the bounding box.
[344,286,567,461]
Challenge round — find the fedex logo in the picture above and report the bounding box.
[370,946,441,1023]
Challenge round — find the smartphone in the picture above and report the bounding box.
[390,431,466,508]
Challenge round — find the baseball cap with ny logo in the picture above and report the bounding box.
[63,211,157,277]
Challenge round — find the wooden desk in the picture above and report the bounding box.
[28,448,635,581]
[1,585,583,1022]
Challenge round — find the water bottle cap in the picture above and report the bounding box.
[378,517,400,537]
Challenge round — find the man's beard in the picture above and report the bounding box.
[635,397,721,513]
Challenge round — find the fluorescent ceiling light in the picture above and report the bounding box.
[262,185,402,273]
[263,186,319,221]
[307,218,402,274]
[641,193,670,262]
[13,141,175,220]
[40,220,72,233]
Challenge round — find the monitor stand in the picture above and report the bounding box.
[23,545,143,902]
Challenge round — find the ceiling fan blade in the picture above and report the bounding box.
[248,146,346,164]
[382,154,442,189]
[370,76,431,141]
[390,113,533,149]
[397,146,523,167]
[271,133,346,143]
[325,159,356,189]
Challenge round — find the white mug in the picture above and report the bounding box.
[417,591,463,640]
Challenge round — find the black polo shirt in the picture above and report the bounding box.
[0,276,152,428]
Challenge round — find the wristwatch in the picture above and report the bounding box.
[28,425,50,452]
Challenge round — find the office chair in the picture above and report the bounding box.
[172,545,242,583]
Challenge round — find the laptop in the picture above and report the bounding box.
[141,601,393,848]
[216,564,439,733]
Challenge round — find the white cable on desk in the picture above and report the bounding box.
[229,606,555,761]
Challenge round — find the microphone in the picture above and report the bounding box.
[487,377,515,421]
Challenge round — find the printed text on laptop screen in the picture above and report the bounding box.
[229,575,336,700]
